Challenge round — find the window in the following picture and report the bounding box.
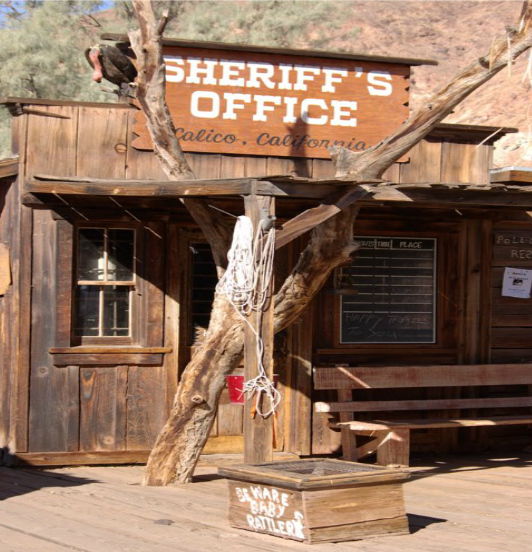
[74,228,135,338]
[337,236,437,344]
[51,219,167,364]
[190,242,216,343]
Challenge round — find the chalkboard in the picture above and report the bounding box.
[339,237,437,344]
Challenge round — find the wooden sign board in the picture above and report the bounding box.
[0,243,11,296]
[132,46,410,159]
[493,230,532,264]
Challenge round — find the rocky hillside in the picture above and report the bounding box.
[332,0,529,168]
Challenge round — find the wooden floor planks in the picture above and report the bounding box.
[0,453,531,552]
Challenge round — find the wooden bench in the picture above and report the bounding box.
[314,364,532,467]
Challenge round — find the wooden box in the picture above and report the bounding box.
[218,458,410,544]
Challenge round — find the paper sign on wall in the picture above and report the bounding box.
[502,267,532,299]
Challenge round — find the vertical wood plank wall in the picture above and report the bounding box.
[1,111,32,460]
[491,223,532,364]
[0,174,20,457]
[18,105,174,458]
[3,101,507,462]
[310,137,498,456]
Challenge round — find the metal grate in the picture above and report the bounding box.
[259,460,378,476]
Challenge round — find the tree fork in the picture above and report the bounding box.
[332,3,532,179]
[133,0,532,485]
[143,207,361,485]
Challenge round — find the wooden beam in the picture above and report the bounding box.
[27,175,358,200]
[49,347,172,354]
[491,168,532,184]
[338,416,532,430]
[315,397,532,413]
[21,107,71,119]
[368,184,532,207]
[6,450,151,466]
[275,186,370,249]
[243,194,275,464]
[25,175,532,211]
[314,364,532,390]
[0,96,134,109]
[27,176,260,197]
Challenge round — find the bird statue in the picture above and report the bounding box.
[85,44,138,97]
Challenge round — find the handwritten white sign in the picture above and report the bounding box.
[234,484,305,539]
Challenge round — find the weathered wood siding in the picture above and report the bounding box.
[313,212,532,456]
[491,224,532,364]
[13,105,172,460]
[0,174,19,456]
[0,115,31,461]
[3,101,502,463]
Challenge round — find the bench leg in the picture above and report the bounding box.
[340,427,359,461]
[377,429,410,467]
[338,390,358,461]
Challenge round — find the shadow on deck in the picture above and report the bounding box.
[0,452,530,551]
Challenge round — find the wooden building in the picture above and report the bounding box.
[1,40,532,467]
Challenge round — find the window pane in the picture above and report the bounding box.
[103,286,130,337]
[74,285,100,336]
[107,229,135,281]
[190,243,217,342]
[78,229,105,281]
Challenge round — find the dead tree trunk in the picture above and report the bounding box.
[144,294,243,485]
[130,0,532,485]
[143,205,362,485]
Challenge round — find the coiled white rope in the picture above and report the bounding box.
[217,215,280,417]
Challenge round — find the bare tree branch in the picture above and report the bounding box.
[274,205,361,331]
[129,0,231,271]
[276,0,532,251]
[272,0,532,337]
[136,0,532,486]
[129,1,193,180]
[332,1,532,179]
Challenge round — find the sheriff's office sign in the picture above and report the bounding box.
[132,45,411,159]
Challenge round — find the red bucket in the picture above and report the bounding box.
[225,374,279,404]
[226,375,245,404]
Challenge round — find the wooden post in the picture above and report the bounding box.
[243,194,275,464]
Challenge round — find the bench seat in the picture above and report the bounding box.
[337,416,532,431]
[314,364,532,467]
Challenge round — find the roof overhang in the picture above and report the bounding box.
[0,97,133,110]
[430,124,517,145]
[23,174,532,210]
[491,167,532,184]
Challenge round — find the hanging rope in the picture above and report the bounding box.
[217,215,280,417]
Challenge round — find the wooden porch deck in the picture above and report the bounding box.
[1,453,531,552]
